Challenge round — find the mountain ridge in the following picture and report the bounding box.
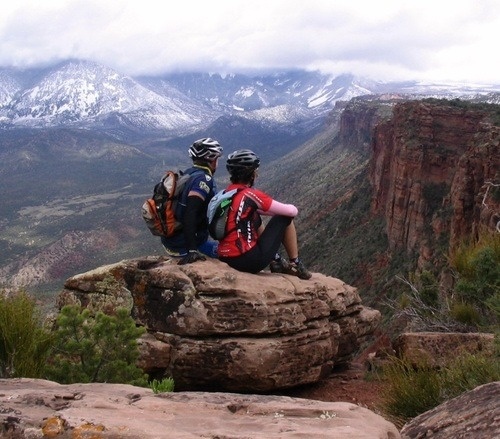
[1,59,499,142]
[1,59,499,300]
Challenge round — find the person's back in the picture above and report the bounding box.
[217,185,273,258]
[161,138,223,265]
[217,149,311,279]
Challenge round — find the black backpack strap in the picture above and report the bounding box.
[223,187,245,236]
[175,168,209,219]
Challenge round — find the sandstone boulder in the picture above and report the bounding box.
[57,256,381,392]
[400,381,500,438]
[0,378,401,439]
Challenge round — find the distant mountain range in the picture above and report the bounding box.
[1,59,499,298]
[1,59,499,143]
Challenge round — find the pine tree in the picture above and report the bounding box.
[46,305,147,386]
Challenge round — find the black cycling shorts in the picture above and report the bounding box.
[220,215,292,274]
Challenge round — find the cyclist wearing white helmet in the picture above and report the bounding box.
[162,137,223,265]
[216,149,311,279]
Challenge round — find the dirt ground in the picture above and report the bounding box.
[280,364,387,415]
[279,334,395,416]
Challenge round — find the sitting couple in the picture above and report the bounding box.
[160,138,311,280]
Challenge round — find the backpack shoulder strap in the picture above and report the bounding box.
[174,167,210,219]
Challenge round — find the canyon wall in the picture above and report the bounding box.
[369,100,499,269]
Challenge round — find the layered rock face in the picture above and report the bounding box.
[57,257,381,393]
[337,100,389,154]
[370,101,499,267]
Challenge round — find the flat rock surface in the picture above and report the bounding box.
[0,378,400,438]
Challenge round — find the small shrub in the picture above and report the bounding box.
[391,275,470,332]
[0,290,53,378]
[456,247,499,302]
[449,301,482,326]
[381,356,442,422]
[381,347,500,423]
[150,377,175,394]
[418,271,439,308]
[485,291,500,316]
[442,351,500,399]
[45,305,147,386]
[397,293,411,309]
[451,232,500,306]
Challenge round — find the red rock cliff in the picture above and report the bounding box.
[369,100,499,268]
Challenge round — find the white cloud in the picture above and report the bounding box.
[0,0,499,83]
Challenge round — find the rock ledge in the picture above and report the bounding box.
[58,257,381,392]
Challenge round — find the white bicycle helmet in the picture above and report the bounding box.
[188,138,223,161]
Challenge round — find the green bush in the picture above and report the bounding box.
[450,231,500,326]
[449,301,482,326]
[0,290,53,378]
[442,351,500,399]
[392,275,469,332]
[150,377,175,394]
[381,356,442,422]
[452,233,500,293]
[418,271,439,308]
[456,247,500,303]
[381,348,500,423]
[485,291,500,316]
[45,305,147,386]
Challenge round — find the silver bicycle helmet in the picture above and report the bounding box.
[188,138,223,161]
[226,149,260,174]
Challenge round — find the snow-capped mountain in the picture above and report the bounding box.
[0,61,218,133]
[0,59,499,140]
[0,70,22,108]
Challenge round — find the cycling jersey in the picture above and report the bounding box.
[217,183,298,258]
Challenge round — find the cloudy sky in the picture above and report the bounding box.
[1,0,499,84]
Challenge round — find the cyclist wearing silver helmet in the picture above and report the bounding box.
[161,137,223,265]
[217,149,311,279]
